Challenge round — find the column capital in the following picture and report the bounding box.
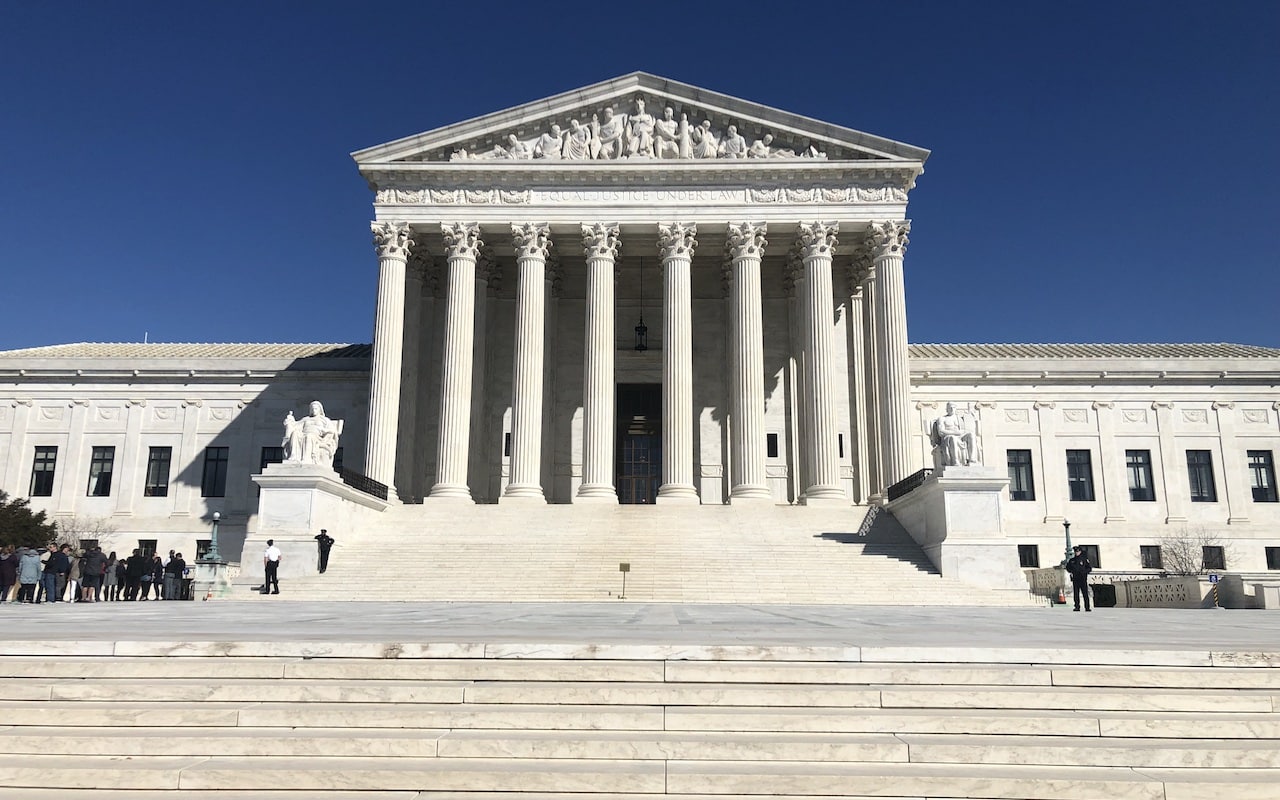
[441,222,483,258]
[372,220,414,260]
[511,222,552,259]
[581,223,620,259]
[867,220,911,259]
[796,221,839,258]
[725,222,768,260]
[657,222,698,260]
[847,246,874,289]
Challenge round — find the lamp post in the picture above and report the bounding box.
[1062,519,1073,566]
[206,512,224,560]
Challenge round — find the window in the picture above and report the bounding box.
[259,446,284,472]
[137,539,157,559]
[1078,544,1101,568]
[503,433,511,458]
[1248,451,1278,502]
[766,434,779,459]
[144,447,172,497]
[1017,544,1040,568]
[1066,450,1095,501]
[79,538,98,552]
[1202,546,1226,571]
[86,446,115,497]
[1140,545,1163,569]
[1125,449,1155,502]
[29,446,57,497]
[1007,449,1036,501]
[195,539,212,561]
[838,433,845,459]
[1267,547,1280,570]
[333,447,344,472]
[1186,450,1217,503]
[201,447,229,498]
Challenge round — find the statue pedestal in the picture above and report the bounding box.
[241,463,389,586]
[191,559,232,600]
[886,465,1023,590]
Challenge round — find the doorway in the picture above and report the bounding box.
[616,383,661,504]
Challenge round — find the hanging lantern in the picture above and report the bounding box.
[635,257,649,351]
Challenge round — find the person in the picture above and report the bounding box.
[80,545,107,602]
[41,544,66,604]
[66,548,83,602]
[17,547,41,604]
[315,530,334,574]
[263,539,281,594]
[0,546,15,603]
[124,548,147,601]
[103,551,119,601]
[113,554,128,601]
[1066,546,1093,612]
[55,544,73,601]
[930,402,979,467]
[165,552,187,600]
[149,555,165,599]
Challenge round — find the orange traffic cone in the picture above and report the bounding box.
[1057,588,1066,605]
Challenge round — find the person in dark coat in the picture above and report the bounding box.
[1066,546,1093,612]
[0,546,17,602]
[315,530,334,574]
[124,549,147,601]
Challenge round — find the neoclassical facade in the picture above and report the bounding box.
[1,74,1279,575]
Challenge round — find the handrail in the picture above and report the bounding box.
[338,468,389,501]
[885,468,934,502]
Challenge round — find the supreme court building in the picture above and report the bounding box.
[2,73,1279,579]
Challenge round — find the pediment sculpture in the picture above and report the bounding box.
[449,96,826,162]
[282,401,344,469]
[930,402,980,468]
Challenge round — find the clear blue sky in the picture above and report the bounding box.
[2,1,1277,350]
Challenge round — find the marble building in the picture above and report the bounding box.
[1,74,1278,576]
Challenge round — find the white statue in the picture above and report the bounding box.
[503,133,531,159]
[534,125,564,159]
[653,106,681,158]
[563,119,593,160]
[930,402,979,468]
[592,108,626,159]
[718,124,747,158]
[282,401,344,468]
[691,120,718,158]
[627,98,655,157]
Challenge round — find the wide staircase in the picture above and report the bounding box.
[276,504,1033,605]
[0,645,1275,798]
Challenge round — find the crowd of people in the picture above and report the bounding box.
[0,544,190,603]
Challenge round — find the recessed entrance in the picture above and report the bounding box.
[616,383,661,504]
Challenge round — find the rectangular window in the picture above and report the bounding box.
[79,538,98,552]
[259,446,284,472]
[1186,450,1217,503]
[1007,449,1036,501]
[195,539,212,561]
[1266,547,1280,570]
[86,446,115,497]
[1126,449,1155,502]
[838,433,845,459]
[201,447,229,498]
[1202,545,1226,571]
[1140,545,1163,569]
[503,433,511,458]
[1248,450,1278,502]
[1017,544,1040,568]
[29,446,57,497]
[766,434,779,459]
[1079,544,1101,569]
[1066,450,1095,501]
[138,539,157,559]
[144,447,172,497]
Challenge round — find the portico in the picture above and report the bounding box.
[353,73,928,506]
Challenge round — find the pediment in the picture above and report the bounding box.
[352,72,929,167]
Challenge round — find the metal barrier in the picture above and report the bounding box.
[339,468,389,501]
[885,468,934,502]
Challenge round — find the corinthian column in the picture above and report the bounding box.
[726,222,771,502]
[797,222,846,504]
[576,223,620,502]
[502,223,551,502]
[657,222,699,503]
[868,220,913,488]
[429,222,483,501]
[365,220,414,499]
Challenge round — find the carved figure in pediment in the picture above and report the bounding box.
[719,124,747,158]
[747,134,776,158]
[282,401,344,469]
[930,402,979,468]
[535,124,564,159]
[691,120,718,158]
[592,107,626,159]
[627,98,655,157]
[504,134,531,159]
[653,106,682,158]
[564,119,594,160]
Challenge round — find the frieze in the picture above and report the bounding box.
[1242,409,1270,424]
[1062,409,1089,424]
[1122,409,1148,424]
[1005,409,1030,424]
[376,188,531,205]
[1182,409,1208,424]
[375,184,908,206]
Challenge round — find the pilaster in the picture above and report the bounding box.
[1093,401,1127,523]
[1214,401,1250,524]
[1152,401,1187,524]
[112,398,148,517]
[429,222,482,502]
[657,222,699,504]
[1035,401,1064,523]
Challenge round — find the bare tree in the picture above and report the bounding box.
[55,515,119,552]
[1159,526,1235,576]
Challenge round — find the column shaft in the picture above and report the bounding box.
[504,223,550,501]
[869,221,913,488]
[577,224,620,502]
[657,223,698,503]
[728,222,770,501]
[798,223,845,503]
[365,221,414,498]
[429,223,482,501]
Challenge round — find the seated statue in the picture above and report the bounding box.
[930,402,979,468]
[282,401,344,469]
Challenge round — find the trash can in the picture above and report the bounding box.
[1090,583,1116,608]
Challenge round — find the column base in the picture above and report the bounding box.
[575,484,618,503]
[656,484,700,504]
[730,485,774,504]
[501,484,546,503]
[801,485,848,506]
[428,483,474,502]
